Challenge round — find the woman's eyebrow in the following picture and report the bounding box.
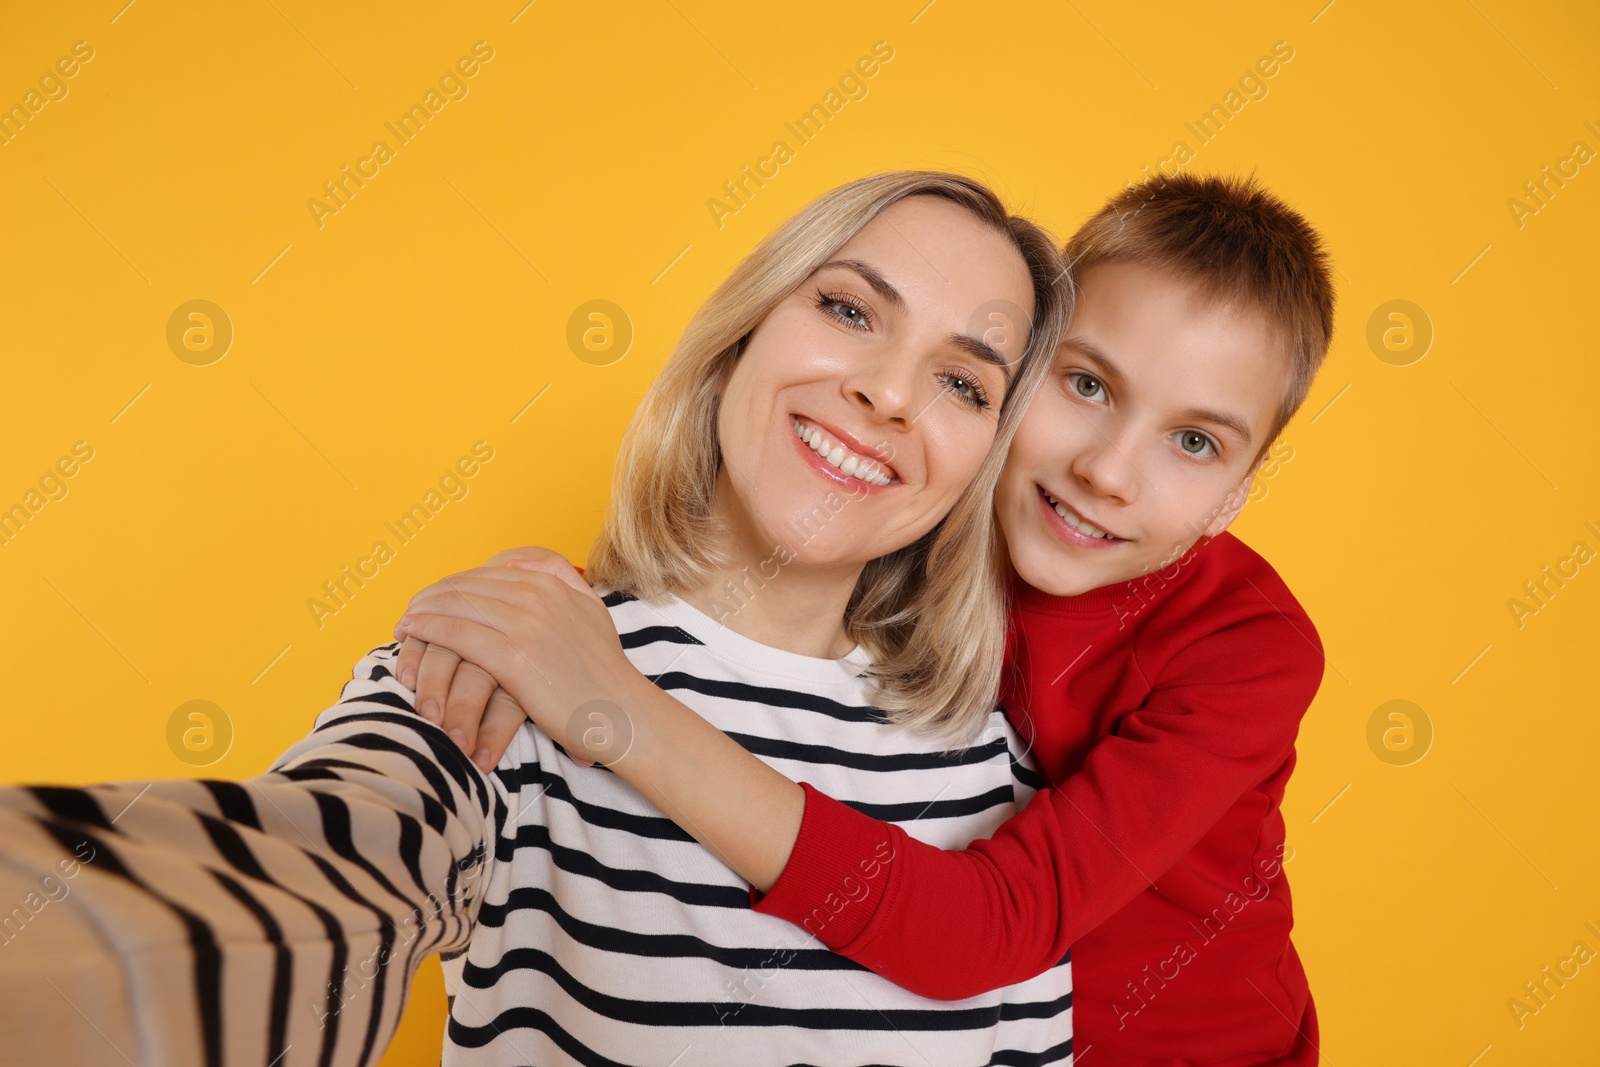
[819,258,1015,378]
[948,333,1014,379]
[817,258,907,312]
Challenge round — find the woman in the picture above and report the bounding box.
[401,172,1333,1066]
[0,171,1073,1066]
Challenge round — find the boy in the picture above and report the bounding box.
[406,171,1336,1064]
[749,172,1335,1063]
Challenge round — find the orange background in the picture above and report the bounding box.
[2,2,1597,1063]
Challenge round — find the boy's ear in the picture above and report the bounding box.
[1202,451,1270,538]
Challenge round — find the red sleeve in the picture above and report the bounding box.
[750,610,1325,1000]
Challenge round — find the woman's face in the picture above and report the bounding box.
[715,194,1035,570]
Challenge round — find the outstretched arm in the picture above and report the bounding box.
[0,641,501,1067]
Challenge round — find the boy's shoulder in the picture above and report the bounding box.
[1172,531,1316,627]
[1006,532,1326,739]
[1136,530,1324,689]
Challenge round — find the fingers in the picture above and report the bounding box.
[484,545,564,568]
[440,660,498,760]
[415,642,463,723]
[401,568,532,617]
[397,636,428,690]
[395,612,511,663]
[403,570,578,629]
[470,687,530,772]
[506,556,602,603]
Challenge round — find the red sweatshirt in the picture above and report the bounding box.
[751,531,1325,1065]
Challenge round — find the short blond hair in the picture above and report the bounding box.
[586,171,1069,742]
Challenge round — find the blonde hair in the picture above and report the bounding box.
[586,171,1070,743]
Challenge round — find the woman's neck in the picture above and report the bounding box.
[675,475,865,660]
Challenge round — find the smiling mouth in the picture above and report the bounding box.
[791,416,898,487]
[1040,487,1126,542]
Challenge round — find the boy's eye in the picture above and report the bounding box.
[1066,372,1106,402]
[1176,430,1216,457]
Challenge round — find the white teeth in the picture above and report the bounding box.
[791,417,893,486]
[1045,491,1111,539]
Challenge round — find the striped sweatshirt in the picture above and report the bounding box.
[0,590,1072,1066]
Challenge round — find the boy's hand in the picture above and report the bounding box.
[395,546,592,771]
[392,553,643,770]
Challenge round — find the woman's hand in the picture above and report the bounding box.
[392,553,650,770]
[395,547,576,769]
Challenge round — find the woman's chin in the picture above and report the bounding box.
[737,518,890,573]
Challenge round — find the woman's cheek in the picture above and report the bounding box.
[951,418,1000,484]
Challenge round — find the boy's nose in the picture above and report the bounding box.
[1069,437,1141,506]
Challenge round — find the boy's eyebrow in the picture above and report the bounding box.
[818,258,1015,380]
[1176,405,1254,446]
[1062,336,1126,387]
[1065,336,1254,445]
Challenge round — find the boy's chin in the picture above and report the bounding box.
[1009,539,1126,598]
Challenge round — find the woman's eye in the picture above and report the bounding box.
[815,290,872,331]
[938,370,991,410]
[1066,372,1106,402]
[1176,430,1216,457]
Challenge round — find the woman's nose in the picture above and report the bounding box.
[840,350,918,428]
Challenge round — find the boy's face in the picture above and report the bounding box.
[997,260,1290,597]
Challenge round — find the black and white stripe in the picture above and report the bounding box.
[440,591,1071,1065]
